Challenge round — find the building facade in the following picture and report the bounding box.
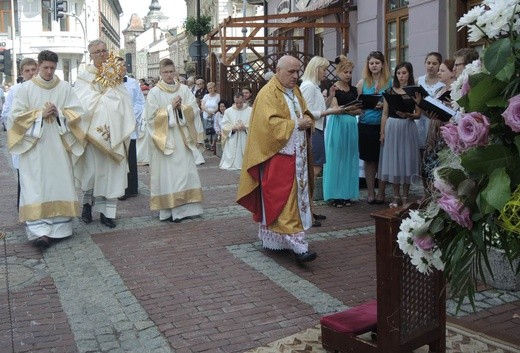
[0,0,123,84]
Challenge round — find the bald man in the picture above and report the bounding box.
[237,55,317,264]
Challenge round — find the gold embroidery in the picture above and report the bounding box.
[96,124,111,142]
[150,188,203,210]
[19,200,79,222]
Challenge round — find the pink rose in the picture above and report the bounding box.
[413,234,435,251]
[440,124,464,154]
[502,94,520,132]
[438,193,473,230]
[457,112,490,149]
[433,177,455,195]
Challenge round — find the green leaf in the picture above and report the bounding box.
[476,192,495,215]
[495,60,516,82]
[461,145,514,175]
[471,222,486,251]
[480,167,511,211]
[467,76,507,112]
[429,217,444,234]
[514,135,520,155]
[484,38,512,76]
[457,179,476,196]
[485,95,508,108]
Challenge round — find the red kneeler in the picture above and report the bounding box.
[320,300,378,352]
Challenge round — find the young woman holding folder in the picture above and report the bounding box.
[355,51,392,205]
[379,62,421,208]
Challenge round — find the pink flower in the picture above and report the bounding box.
[440,124,464,154]
[433,177,455,195]
[461,79,471,96]
[413,234,435,251]
[438,193,473,230]
[457,112,490,149]
[502,94,520,132]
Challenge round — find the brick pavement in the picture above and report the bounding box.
[0,130,519,353]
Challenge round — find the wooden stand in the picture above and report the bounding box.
[321,206,446,353]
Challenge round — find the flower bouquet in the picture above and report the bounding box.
[397,0,520,307]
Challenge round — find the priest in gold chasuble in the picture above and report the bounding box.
[237,55,318,263]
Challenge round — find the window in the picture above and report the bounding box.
[385,0,409,72]
[0,0,18,33]
[456,0,484,52]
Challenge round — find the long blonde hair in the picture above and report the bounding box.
[361,51,391,90]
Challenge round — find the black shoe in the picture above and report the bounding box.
[312,220,321,227]
[81,204,92,224]
[118,193,138,201]
[100,213,116,228]
[35,236,51,249]
[313,213,327,220]
[294,251,317,264]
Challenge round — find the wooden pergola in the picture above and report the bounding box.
[206,3,353,67]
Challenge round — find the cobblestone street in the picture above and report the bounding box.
[0,131,519,353]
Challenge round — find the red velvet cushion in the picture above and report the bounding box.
[320,300,377,335]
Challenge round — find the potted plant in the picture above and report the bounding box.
[397,0,520,308]
[183,15,212,37]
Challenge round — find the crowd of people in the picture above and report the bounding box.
[0,41,479,264]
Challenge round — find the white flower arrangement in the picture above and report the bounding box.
[457,0,520,41]
[397,210,445,274]
[451,59,483,102]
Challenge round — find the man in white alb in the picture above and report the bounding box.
[8,50,85,248]
[219,92,251,170]
[145,58,204,222]
[73,39,135,228]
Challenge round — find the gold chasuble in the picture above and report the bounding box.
[237,76,314,236]
[145,80,204,221]
[8,74,86,227]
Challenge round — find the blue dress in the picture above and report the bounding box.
[323,87,360,201]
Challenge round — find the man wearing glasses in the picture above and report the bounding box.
[73,39,136,228]
[452,47,479,78]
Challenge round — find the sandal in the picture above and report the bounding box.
[342,199,352,207]
[389,197,401,208]
[330,199,343,208]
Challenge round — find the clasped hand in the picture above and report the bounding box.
[172,97,182,109]
[43,102,58,118]
[297,117,312,131]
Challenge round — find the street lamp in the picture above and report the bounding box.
[242,0,247,64]
[62,12,88,65]
[196,0,202,76]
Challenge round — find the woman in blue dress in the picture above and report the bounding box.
[323,55,363,207]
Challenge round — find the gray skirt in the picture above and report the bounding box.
[378,117,420,184]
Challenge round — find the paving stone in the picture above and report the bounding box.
[0,132,519,352]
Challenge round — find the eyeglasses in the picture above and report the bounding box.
[90,49,108,56]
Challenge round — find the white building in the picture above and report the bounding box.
[0,0,123,84]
